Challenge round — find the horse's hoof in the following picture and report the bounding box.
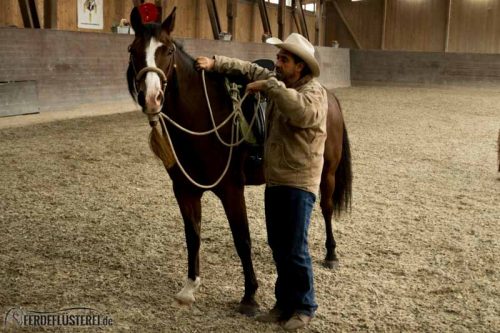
[323,259,340,270]
[174,277,201,305]
[237,299,259,317]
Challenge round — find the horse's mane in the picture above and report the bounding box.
[173,40,190,58]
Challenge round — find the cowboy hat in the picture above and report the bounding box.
[266,33,320,77]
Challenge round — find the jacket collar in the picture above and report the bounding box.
[288,74,313,89]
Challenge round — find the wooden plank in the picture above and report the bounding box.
[381,0,387,49]
[43,0,57,29]
[444,0,452,52]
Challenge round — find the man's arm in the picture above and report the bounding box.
[195,55,273,82]
[263,78,327,129]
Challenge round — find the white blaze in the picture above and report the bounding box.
[144,38,164,99]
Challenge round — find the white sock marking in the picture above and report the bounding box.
[175,277,201,305]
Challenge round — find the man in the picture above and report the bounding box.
[196,33,327,331]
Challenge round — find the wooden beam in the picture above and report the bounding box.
[18,0,41,28]
[206,0,222,39]
[291,0,301,35]
[314,0,324,46]
[43,0,57,29]
[257,0,272,41]
[297,0,309,40]
[444,0,452,52]
[381,0,387,49]
[278,0,285,40]
[332,0,362,49]
[227,0,237,40]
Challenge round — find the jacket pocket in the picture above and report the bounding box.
[280,142,307,171]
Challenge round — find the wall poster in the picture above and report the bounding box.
[77,0,104,30]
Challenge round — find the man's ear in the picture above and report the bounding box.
[161,7,177,35]
[296,62,305,75]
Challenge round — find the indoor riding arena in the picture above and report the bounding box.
[1,1,499,332]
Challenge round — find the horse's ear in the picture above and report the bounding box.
[161,7,176,35]
[130,7,143,35]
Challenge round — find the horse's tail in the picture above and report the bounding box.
[332,102,353,216]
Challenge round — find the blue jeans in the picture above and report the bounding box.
[265,186,318,317]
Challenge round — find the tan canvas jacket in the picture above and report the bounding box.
[214,55,328,194]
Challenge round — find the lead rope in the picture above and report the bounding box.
[159,111,237,189]
[154,69,260,189]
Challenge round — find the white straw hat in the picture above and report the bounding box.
[266,33,320,77]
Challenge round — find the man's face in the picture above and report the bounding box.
[274,49,304,84]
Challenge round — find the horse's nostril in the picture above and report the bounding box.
[138,91,145,107]
[156,91,164,105]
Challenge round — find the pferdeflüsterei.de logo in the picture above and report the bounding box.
[4,307,113,328]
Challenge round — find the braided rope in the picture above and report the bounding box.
[155,70,260,189]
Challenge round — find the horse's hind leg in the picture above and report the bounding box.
[173,184,203,305]
[215,185,259,316]
[320,170,339,269]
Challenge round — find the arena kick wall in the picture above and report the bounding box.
[0,28,349,116]
[351,49,500,87]
[2,28,498,117]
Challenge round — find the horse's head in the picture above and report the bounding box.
[127,6,177,121]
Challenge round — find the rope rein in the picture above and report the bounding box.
[154,69,261,189]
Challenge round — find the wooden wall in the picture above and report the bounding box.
[327,0,500,54]
[0,0,320,44]
[2,0,499,53]
[384,0,448,52]
[448,0,500,53]
[0,28,350,114]
[326,0,384,49]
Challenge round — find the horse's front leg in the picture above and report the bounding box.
[173,183,203,305]
[215,185,259,316]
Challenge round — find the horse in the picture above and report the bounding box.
[126,7,352,315]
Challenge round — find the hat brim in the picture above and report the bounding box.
[266,38,320,77]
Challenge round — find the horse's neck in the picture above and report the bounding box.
[170,51,228,118]
[175,53,201,95]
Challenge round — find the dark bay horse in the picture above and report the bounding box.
[126,7,352,315]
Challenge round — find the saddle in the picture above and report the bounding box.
[225,59,275,167]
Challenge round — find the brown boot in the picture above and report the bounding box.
[282,312,312,331]
[255,306,283,323]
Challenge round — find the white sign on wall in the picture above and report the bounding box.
[77,0,104,30]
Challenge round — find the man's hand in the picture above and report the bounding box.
[195,56,215,71]
[246,80,267,94]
